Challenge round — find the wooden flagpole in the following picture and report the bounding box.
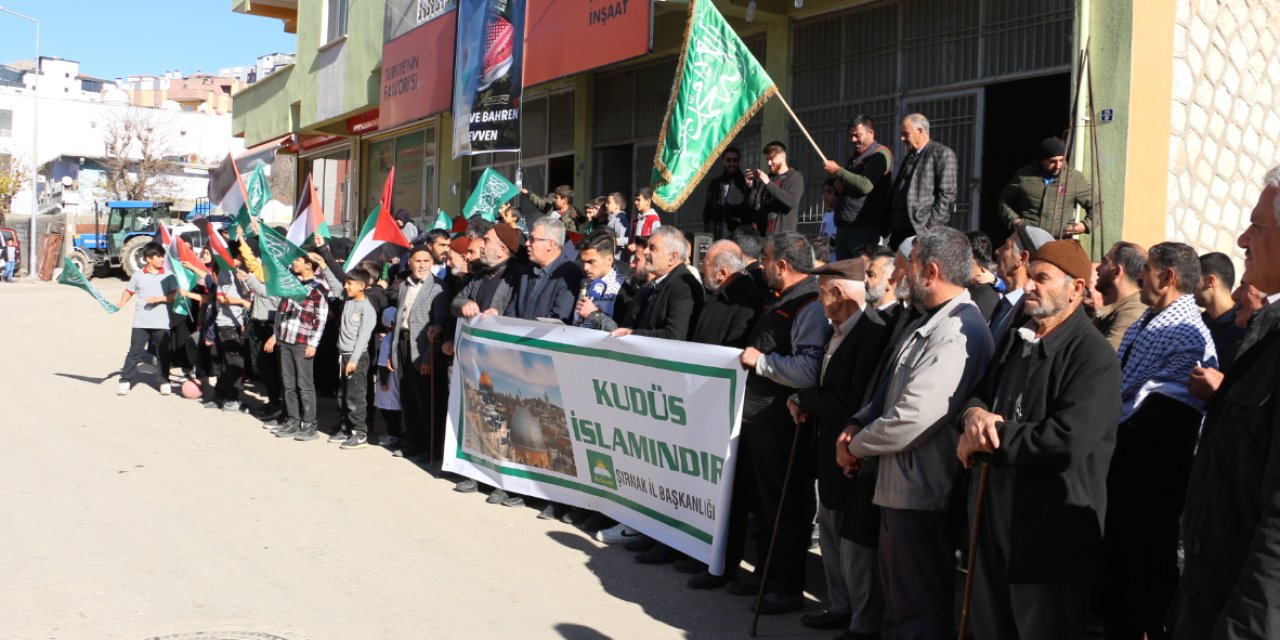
[773,92,829,165]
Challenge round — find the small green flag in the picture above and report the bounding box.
[234,164,271,238]
[651,0,777,210]
[256,222,310,300]
[431,209,453,231]
[58,258,119,313]
[463,167,519,222]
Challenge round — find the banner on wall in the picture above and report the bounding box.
[444,317,747,573]
[451,0,525,158]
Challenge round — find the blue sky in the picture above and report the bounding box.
[0,1,296,80]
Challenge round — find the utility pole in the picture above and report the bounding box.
[0,6,39,278]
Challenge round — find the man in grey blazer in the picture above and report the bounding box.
[389,246,451,459]
[888,113,959,248]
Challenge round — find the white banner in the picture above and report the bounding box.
[444,316,746,573]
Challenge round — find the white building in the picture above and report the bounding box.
[0,57,244,216]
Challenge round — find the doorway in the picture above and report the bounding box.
[978,72,1072,243]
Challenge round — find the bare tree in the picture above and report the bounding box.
[0,154,31,227]
[99,108,178,201]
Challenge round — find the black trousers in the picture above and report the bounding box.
[971,469,1092,640]
[279,342,316,424]
[879,507,954,640]
[121,328,171,383]
[397,334,433,452]
[214,326,245,402]
[737,418,816,594]
[1101,400,1200,640]
[338,352,370,434]
[248,320,281,406]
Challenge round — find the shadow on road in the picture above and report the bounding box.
[545,529,828,640]
[554,623,613,640]
[55,371,120,385]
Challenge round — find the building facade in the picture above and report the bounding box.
[231,0,1280,262]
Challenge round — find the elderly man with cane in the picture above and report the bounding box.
[955,239,1121,639]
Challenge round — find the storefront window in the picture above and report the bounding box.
[364,126,438,230]
[306,149,352,236]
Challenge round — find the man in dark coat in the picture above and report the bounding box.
[703,147,751,237]
[692,240,765,349]
[610,226,703,341]
[1171,174,1280,639]
[505,216,583,323]
[746,141,805,234]
[789,258,891,638]
[957,239,1122,639]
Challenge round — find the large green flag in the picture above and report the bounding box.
[255,222,310,300]
[463,167,519,222]
[651,0,777,210]
[57,258,119,313]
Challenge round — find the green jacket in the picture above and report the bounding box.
[999,164,1093,234]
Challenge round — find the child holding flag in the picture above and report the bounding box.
[266,253,331,441]
[116,242,178,396]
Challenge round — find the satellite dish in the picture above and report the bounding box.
[61,176,73,187]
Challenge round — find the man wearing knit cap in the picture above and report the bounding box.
[998,136,1094,237]
[957,239,1121,640]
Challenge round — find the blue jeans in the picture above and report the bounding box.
[3,261,14,282]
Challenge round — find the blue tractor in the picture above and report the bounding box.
[70,201,178,278]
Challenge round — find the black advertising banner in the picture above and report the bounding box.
[452,0,524,158]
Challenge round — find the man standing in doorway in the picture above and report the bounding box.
[887,113,958,248]
[704,148,751,238]
[999,136,1093,237]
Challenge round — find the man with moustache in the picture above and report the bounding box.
[989,225,1056,347]
[824,115,894,259]
[957,239,1121,639]
[1172,168,1280,639]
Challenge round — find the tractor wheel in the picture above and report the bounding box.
[68,250,93,279]
[120,236,150,279]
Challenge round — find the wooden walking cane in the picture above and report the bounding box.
[957,458,994,640]
[750,419,808,638]
[428,332,438,465]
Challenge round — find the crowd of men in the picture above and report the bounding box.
[109,111,1280,640]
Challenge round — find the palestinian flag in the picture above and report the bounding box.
[348,168,411,266]
[193,218,236,272]
[287,173,331,248]
[208,152,249,219]
[155,223,195,317]
[431,209,468,234]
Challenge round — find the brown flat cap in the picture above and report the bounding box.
[1032,239,1092,281]
[492,224,522,253]
[809,258,867,281]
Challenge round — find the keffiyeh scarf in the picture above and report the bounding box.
[1117,294,1217,421]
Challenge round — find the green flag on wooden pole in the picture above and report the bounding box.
[651,0,778,210]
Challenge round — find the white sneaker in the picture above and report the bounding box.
[159,383,172,396]
[596,524,642,545]
[117,382,131,396]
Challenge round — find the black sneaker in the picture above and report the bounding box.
[274,420,301,438]
[454,479,479,493]
[327,430,347,443]
[578,512,616,533]
[673,556,706,574]
[687,570,729,590]
[222,400,242,413]
[486,489,510,505]
[202,400,221,410]
[339,432,368,449]
[262,416,285,430]
[293,422,319,441]
[635,543,681,565]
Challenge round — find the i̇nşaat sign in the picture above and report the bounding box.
[523,0,653,87]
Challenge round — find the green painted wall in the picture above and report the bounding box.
[294,0,383,131]
[231,65,297,146]
[1086,0,1133,254]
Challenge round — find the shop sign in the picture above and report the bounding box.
[380,11,458,131]
[524,0,652,86]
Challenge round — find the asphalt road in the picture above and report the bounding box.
[0,279,836,640]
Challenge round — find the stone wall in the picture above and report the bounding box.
[1169,0,1280,258]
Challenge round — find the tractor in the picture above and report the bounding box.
[70,201,180,278]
